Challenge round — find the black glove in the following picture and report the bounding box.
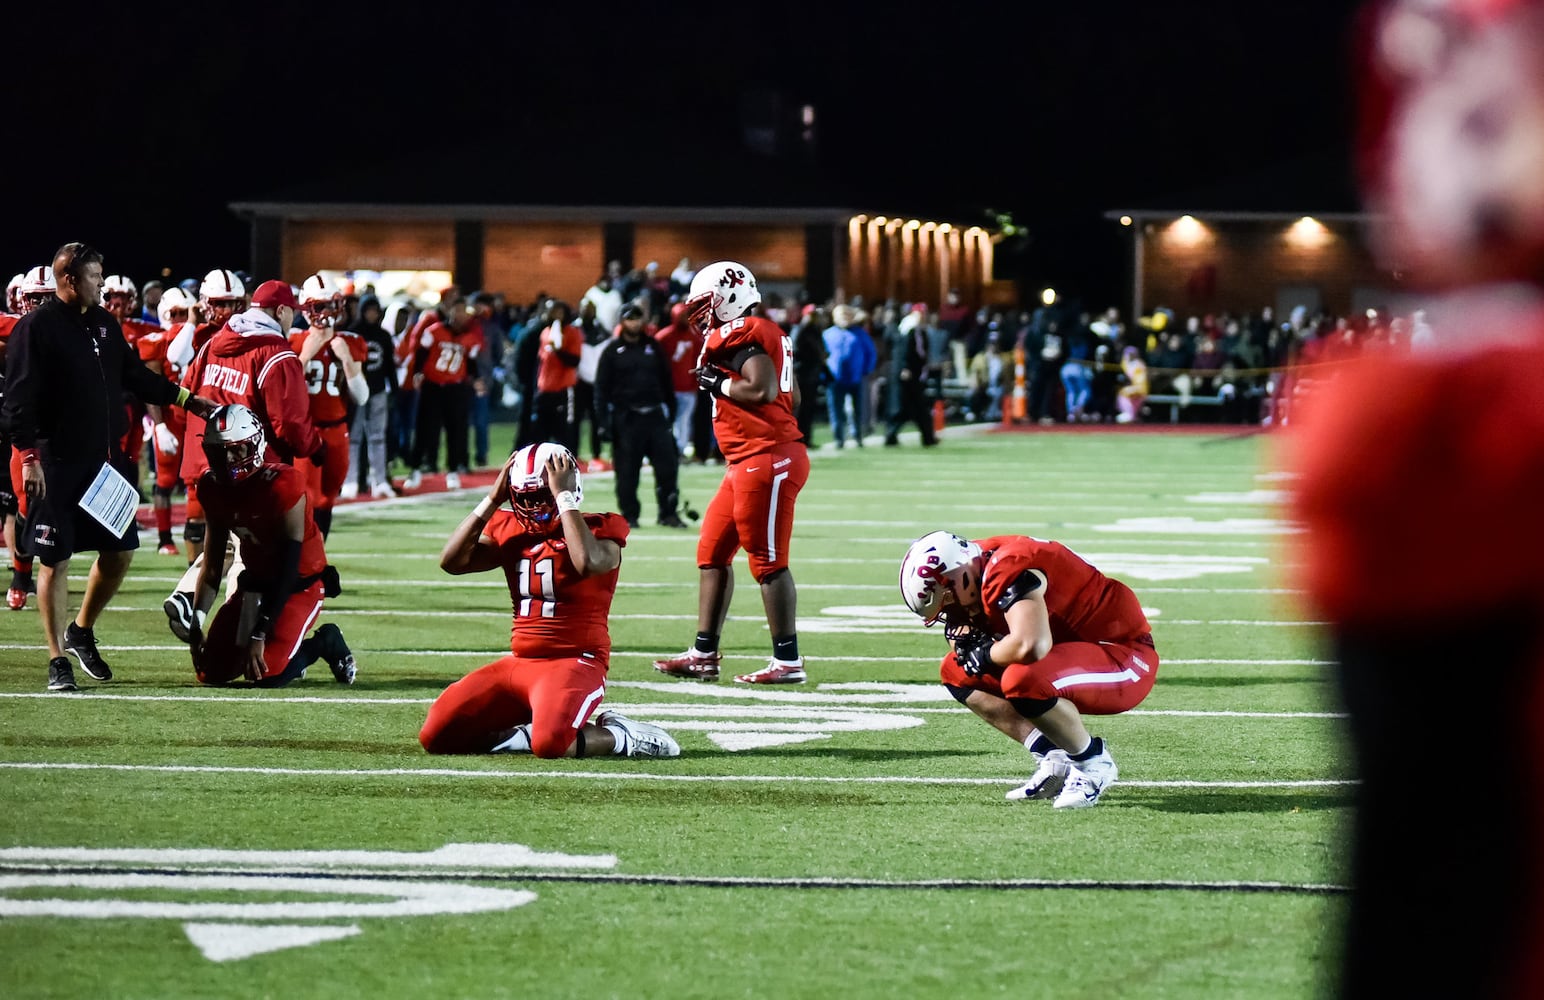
[952,628,995,678]
[695,364,732,398]
[310,439,329,468]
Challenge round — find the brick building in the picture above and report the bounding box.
[1107,210,1401,319]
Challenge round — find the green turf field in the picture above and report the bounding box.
[0,428,1349,999]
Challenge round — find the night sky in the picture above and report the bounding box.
[12,1,1362,307]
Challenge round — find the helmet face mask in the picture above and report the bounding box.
[158,287,194,328]
[300,273,341,329]
[202,404,267,483]
[899,531,983,627]
[687,260,760,327]
[504,442,582,533]
[101,275,137,319]
[199,269,247,327]
[18,265,56,314]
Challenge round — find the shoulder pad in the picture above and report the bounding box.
[994,569,1043,612]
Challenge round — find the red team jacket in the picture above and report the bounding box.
[181,321,320,479]
[417,320,483,387]
[197,462,327,581]
[697,314,801,461]
[970,535,1151,645]
[654,314,704,394]
[289,328,370,425]
[482,509,630,660]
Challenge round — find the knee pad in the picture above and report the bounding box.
[756,566,789,586]
[152,485,173,504]
[1009,696,1058,719]
[184,520,206,545]
[945,684,974,706]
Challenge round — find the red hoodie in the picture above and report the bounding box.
[179,310,320,482]
[654,303,704,393]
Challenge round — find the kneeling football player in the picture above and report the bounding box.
[900,530,1160,808]
[418,442,679,759]
[187,405,357,687]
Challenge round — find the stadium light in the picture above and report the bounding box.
[1041,287,1057,306]
[1119,215,1133,227]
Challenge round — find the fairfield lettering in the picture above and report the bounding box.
[203,366,251,394]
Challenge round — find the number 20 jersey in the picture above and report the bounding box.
[699,314,802,463]
[483,510,631,660]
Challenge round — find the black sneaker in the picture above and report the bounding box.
[164,590,195,643]
[314,623,357,685]
[47,656,78,692]
[658,514,688,529]
[63,623,113,681]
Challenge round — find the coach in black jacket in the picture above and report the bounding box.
[593,303,684,528]
[1,242,213,692]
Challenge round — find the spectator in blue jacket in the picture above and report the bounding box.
[822,304,876,448]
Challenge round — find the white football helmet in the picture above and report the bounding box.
[5,273,23,314]
[101,274,138,317]
[202,404,267,483]
[18,265,56,314]
[299,272,341,328]
[504,442,583,532]
[158,286,195,328]
[199,268,247,326]
[900,531,984,626]
[686,260,760,328]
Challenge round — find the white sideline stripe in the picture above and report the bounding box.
[92,609,1327,626]
[0,843,616,870]
[0,762,1356,789]
[0,645,1335,666]
[0,692,1347,719]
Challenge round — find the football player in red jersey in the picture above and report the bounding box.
[186,405,356,687]
[163,280,321,645]
[652,261,811,685]
[405,296,482,490]
[3,265,54,610]
[899,531,1158,809]
[1290,2,1544,995]
[138,287,195,556]
[101,275,161,495]
[419,442,679,759]
[290,273,368,539]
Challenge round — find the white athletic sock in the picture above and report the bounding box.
[491,725,532,754]
[603,723,629,755]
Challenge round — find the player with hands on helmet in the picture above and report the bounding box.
[419,441,680,759]
[899,530,1159,809]
[652,261,811,685]
[187,404,356,687]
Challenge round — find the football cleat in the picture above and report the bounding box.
[370,481,397,499]
[157,542,181,556]
[1006,749,1071,802]
[734,658,807,685]
[164,590,197,643]
[652,648,721,682]
[596,710,680,758]
[1053,741,1119,810]
[63,623,112,681]
[6,586,25,611]
[403,470,423,491]
[47,657,78,692]
[445,472,462,490]
[338,481,359,500]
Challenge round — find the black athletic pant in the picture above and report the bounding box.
[612,409,679,523]
[414,380,471,472]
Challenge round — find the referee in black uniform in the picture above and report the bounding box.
[593,303,685,528]
[1,242,214,691]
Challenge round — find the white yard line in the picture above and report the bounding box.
[0,761,1356,789]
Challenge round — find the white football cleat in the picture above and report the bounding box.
[1006,749,1071,802]
[163,590,196,643]
[370,481,397,499]
[652,648,722,681]
[597,710,680,758]
[445,472,462,490]
[733,658,806,685]
[338,481,359,500]
[1053,741,1119,810]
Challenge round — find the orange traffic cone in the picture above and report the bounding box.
[932,399,947,433]
[1006,345,1028,425]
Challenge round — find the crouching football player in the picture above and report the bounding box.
[418,442,679,759]
[187,405,357,687]
[900,530,1159,808]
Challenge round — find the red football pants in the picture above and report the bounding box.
[941,636,1159,715]
[697,441,808,580]
[419,653,609,758]
[195,583,324,685]
[299,422,350,512]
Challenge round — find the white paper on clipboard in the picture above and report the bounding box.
[79,462,139,538]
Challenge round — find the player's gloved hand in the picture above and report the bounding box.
[695,364,732,397]
[310,440,328,468]
[154,422,179,455]
[951,629,995,677]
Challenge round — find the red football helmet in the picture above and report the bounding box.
[202,404,268,483]
[1361,0,1544,288]
[504,442,583,532]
